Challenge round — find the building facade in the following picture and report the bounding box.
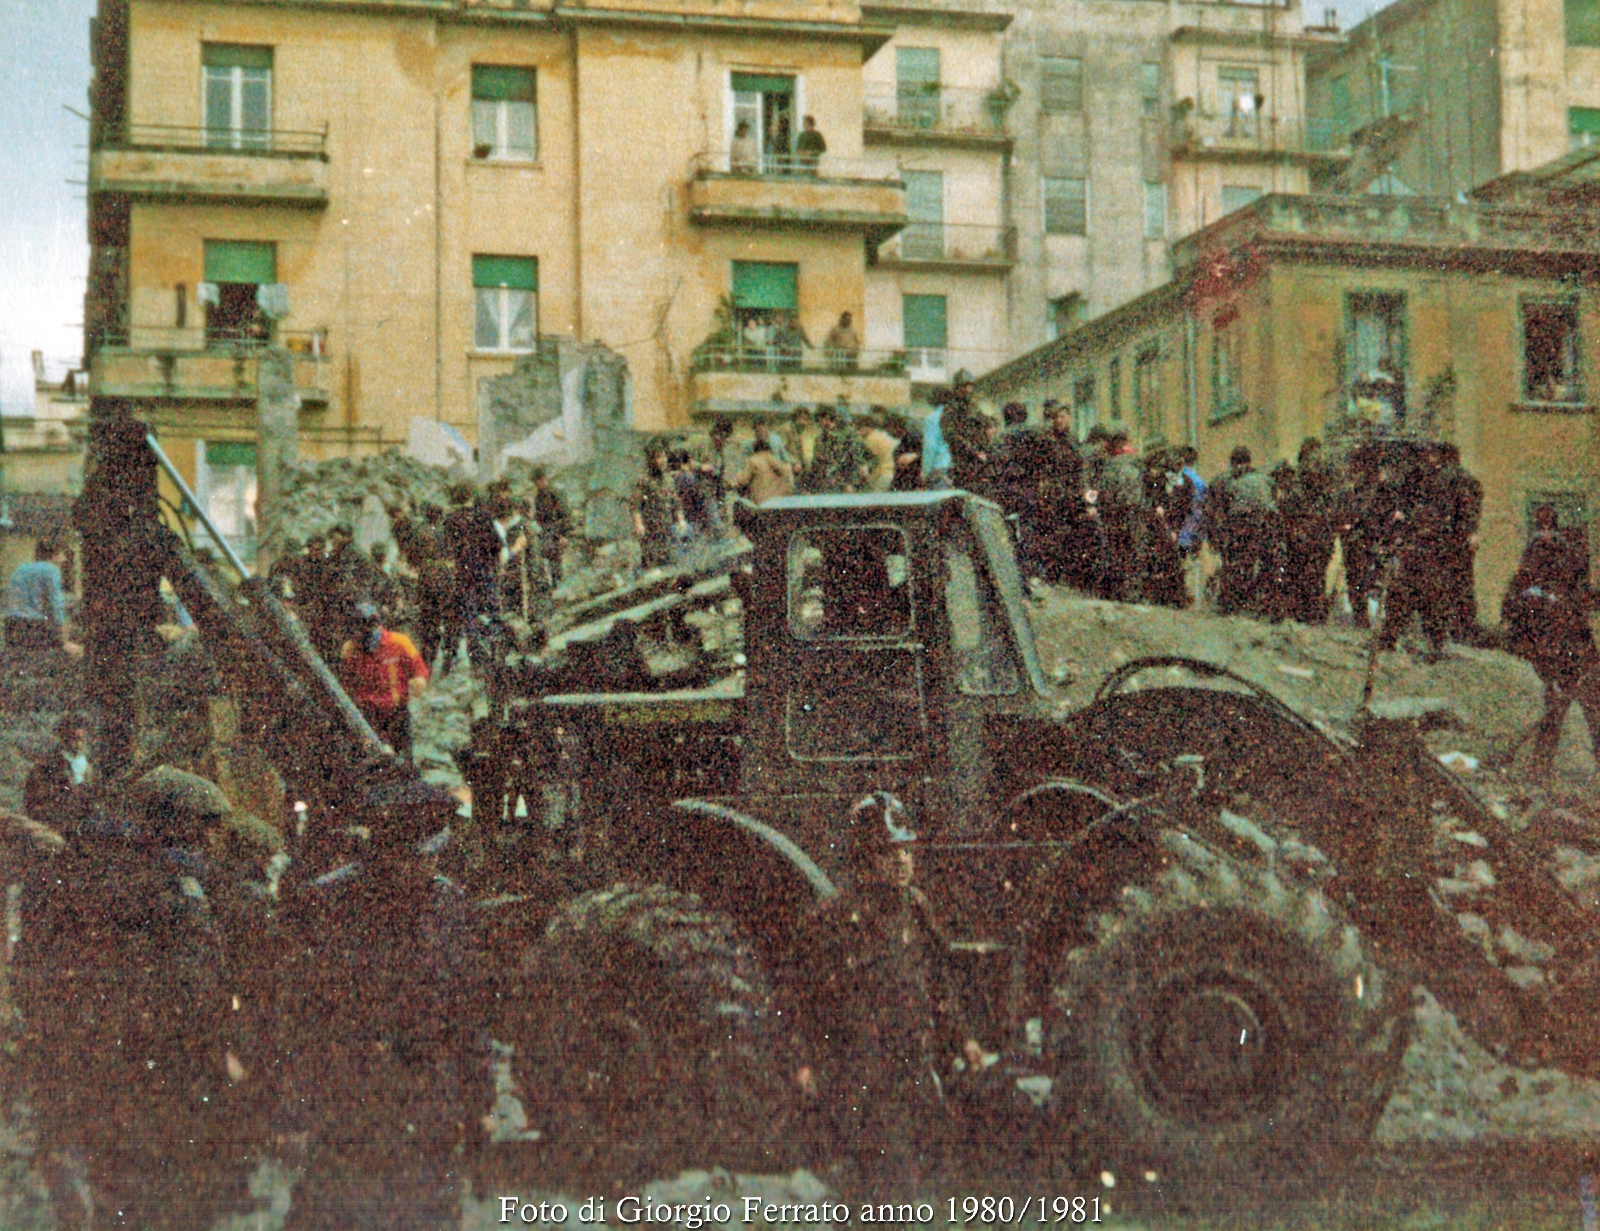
[1306,0,1600,198]
[1000,0,1346,353]
[85,0,911,521]
[974,163,1600,618]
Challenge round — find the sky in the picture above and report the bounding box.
[0,0,1391,417]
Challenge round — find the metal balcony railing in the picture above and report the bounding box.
[116,123,329,157]
[691,342,908,377]
[863,83,1014,139]
[690,150,900,182]
[1170,112,1348,157]
[99,325,330,355]
[877,223,1017,265]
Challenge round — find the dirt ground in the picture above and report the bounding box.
[7,592,1600,1228]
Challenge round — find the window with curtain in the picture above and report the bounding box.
[473,255,538,351]
[203,44,272,149]
[472,66,537,160]
[202,240,276,345]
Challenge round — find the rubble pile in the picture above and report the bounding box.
[277,449,461,545]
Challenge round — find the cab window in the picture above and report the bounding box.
[945,526,1020,695]
[788,526,913,639]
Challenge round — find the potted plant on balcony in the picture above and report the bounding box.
[690,296,741,371]
[984,79,1020,127]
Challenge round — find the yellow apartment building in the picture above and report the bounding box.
[1307,0,1600,198]
[84,0,911,528]
[973,155,1600,619]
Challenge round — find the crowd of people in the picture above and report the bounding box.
[265,467,574,751]
[674,381,1485,659]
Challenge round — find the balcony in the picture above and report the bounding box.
[863,83,1014,148]
[1169,112,1349,165]
[875,223,1016,272]
[687,153,907,244]
[91,327,332,404]
[689,342,911,416]
[90,124,330,208]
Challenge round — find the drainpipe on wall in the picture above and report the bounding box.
[1185,309,1199,448]
[570,26,583,340]
[433,18,445,424]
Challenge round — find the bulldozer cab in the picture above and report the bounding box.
[736,491,1048,839]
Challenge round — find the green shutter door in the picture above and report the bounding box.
[896,48,941,127]
[472,65,536,101]
[1570,106,1600,135]
[1569,0,1600,46]
[206,440,258,468]
[472,255,538,290]
[731,262,798,311]
[902,294,947,349]
[204,240,277,285]
[731,73,795,96]
[202,44,272,70]
[901,171,944,259]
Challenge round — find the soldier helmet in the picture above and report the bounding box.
[843,789,917,866]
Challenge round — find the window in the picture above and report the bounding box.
[1040,57,1084,113]
[732,72,796,172]
[471,65,537,161]
[1044,176,1088,236]
[473,254,538,352]
[901,170,945,259]
[731,261,799,326]
[1143,180,1167,239]
[896,47,941,128]
[903,293,948,367]
[1221,184,1263,215]
[203,44,271,149]
[1328,74,1353,137]
[789,526,912,639]
[1218,65,1261,137]
[1569,0,1600,46]
[1524,300,1584,403]
[1344,291,1406,424]
[1108,356,1123,422]
[202,239,276,345]
[1571,107,1600,149]
[1210,311,1243,421]
[1141,62,1162,117]
[945,529,1019,696]
[1072,374,1096,439]
[1134,343,1161,437]
[197,440,258,553]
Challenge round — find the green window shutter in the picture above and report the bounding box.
[902,294,947,349]
[1571,106,1600,134]
[204,240,277,284]
[472,255,538,291]
[1329,76,1352,132]
[472,65,536,102]
[202,43,273,70]
[731,261,798,311]
[731,73,794,95]
[896,47,941,86]
[206,440,257,468]
[1569,0,1600,46]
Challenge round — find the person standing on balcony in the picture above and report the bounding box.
[731,120,760,175]
[796,115,827,176]
[825,311,861,372]
[774,311,811,373]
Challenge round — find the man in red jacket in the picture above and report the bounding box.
[340,601,429,760]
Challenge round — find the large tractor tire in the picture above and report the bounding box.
[521,883,794,1181]
[1048,831,1410,1195]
